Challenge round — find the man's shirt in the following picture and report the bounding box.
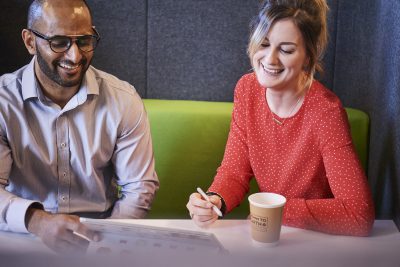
[0,58,159,233]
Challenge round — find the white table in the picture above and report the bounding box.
[0,220,399,267]
[128,219,400,267]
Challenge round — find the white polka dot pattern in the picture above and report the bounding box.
[208,73,375,236]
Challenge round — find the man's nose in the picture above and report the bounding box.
[64,41,83,62]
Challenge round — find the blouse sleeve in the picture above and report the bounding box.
[283,105,375,236]
[208,76,254,212]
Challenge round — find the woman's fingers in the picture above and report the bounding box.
[187,192,219,227]
[189,193,213,208]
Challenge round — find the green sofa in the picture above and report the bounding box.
[143,99,369,219]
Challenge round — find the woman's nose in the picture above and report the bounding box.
[265,48,279,65]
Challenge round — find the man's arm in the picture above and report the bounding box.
[110,97,159,219]
[0,186,40,233]
[0,125,42,233]
[0,122,98,253]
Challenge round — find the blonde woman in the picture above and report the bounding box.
[186,0,374,236]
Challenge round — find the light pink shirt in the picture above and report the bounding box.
[0,58,159,233]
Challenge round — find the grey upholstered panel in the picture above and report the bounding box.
[86,0,147,97]
[0,0,336,100]
[147,0,261,101]
[0,1,31,75]
[333,0,400,226]
[317,0,338,90]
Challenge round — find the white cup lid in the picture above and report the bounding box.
[248,192,286,208]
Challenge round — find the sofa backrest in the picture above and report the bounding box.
[143,99,369,219]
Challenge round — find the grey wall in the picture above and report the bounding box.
[0,0,331,101]
[146,0,260,100]
[0,1,31,75]
[331,0,400,226]
[89,0,147,97]
[0,1,398,229]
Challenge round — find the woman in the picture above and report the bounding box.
[186,0,374,236]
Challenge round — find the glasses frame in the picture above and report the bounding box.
[28,27,101,53]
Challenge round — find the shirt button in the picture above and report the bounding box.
[61,143,66,148]
[61,195,67,201]
[63,172,67,177]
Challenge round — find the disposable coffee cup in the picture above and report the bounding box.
[248,192,286,247]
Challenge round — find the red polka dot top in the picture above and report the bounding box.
[208,73,375,236]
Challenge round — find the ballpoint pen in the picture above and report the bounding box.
[196,187,223,217]
[73,231,93,242]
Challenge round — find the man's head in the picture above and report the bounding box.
[22,0,98,89]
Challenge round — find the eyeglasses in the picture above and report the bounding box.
[28,27,101,53]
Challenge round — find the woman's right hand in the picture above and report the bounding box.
[186,192,222,227]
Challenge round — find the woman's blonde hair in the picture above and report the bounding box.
[248,0,329,81]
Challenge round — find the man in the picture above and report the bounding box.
[0,0,159,253]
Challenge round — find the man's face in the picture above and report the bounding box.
[33,3,94,88]
[35,42,90,88]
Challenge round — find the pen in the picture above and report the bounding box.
[73,231,92,242]
[196,187,223,217]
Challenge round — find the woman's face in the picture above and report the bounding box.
[252,18,308,92]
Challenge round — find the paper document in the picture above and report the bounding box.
[80,218,227,255]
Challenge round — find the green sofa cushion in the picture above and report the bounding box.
[142,99,369,219]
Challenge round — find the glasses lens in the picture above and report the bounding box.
[76,36,98,52]
[49,37,71,53]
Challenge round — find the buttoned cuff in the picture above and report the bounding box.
[6,198,41,233]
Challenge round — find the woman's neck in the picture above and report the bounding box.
[266,78,311,118]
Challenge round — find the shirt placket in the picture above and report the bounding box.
[56,113,71,213]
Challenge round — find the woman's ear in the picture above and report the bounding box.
[22,29,37,55]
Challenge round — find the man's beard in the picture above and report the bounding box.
[36,47,89,88]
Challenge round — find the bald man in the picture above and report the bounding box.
[0,0,158,253]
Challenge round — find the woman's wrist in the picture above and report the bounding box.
[206,192,226,217]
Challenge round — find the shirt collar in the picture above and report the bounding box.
[21,57,39,101]
[21,57,100,103]
[82,67,100,96]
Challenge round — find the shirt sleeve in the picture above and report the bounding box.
[208,76,254,212]
[0,125,41,233]
[283,105,375,236]
[109,94,159,219]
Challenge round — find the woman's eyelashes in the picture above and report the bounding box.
[260,43,295,55]
[281,48,295,54]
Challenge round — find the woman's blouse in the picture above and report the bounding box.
[208,73,374,236]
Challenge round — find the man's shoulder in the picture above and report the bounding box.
[88,67,144,118]
[0,66,25,91]
[89,66,138,99]
[0,74,18,92]
[0,65,27,101]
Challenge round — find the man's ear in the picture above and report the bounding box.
[22,29,36,55]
